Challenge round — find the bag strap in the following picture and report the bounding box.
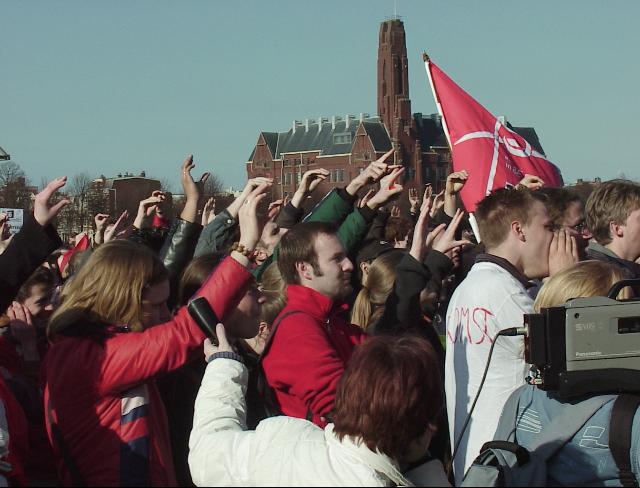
[259,310,308,363]
[47,401,86,487]
[492,387,526,443]
[610,394,640,487]
[529,394,616,462]
[256,310,310,418]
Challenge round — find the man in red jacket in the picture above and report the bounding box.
[262,222,367,426]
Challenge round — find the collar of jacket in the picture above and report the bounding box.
[475,253,535,289]
[588,240,621,260]
[324,424,412,487]
[285,285,349,321]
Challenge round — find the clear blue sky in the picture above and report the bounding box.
[2,0,639,191]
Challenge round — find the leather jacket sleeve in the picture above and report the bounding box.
[159,218,202,308]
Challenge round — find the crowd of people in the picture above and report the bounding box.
[0,150,639,487]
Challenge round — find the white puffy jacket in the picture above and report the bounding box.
[188,358,449,487]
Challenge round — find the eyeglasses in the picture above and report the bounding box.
[565,222,590,235]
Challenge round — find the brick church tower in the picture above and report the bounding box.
[377,19,421,183]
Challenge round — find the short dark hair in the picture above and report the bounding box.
[537,187,583,227]
[384,217,413,244]
[277,221,338,285]
[475,188,548,249]
[17,267,57,303]
[586,179,640,245]
[332,334,443,462]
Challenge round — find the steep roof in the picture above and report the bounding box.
[248,117,391,161]
[249,114,545,160]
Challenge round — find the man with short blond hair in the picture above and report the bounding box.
[586,179,640,278]
[446,187,557,483]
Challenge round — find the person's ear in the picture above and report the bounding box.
[258,321,270,338]
[295,261,313,281]
[512,221,526,242]
[610,220,624,239]
[360,261,370,278]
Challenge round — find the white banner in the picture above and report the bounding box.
[0,208,25,234]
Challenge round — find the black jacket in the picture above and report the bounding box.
[0,214,62,312]
[159,218,203,310]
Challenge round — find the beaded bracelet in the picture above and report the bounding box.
[231,242,255,258]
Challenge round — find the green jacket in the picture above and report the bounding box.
[252,188,374,280]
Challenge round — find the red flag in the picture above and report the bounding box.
[58,233,90,275]
[424,56,563,212]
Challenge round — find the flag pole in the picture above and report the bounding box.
[423,52,452,149]
[423,52,482,243]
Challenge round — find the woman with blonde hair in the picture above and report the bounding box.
[351,250,404,330]
[534,260,631,312]
[43,184,269,487]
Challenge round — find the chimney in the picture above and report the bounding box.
[305,118,314,132]
[345,114,355,127]
[140,170,146,177]
[594,177,602,184]
[359,113,370,123]
[318,117,327,130]
[331,116,342,130]
[292,120,302,133]
[498,115,507,126]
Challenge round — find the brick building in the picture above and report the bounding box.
[247,18,546,205]
[91,172,162,222]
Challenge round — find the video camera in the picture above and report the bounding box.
[524,279,640,398]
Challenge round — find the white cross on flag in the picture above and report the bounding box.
[424,55,563,212]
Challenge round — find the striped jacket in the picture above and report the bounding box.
[43,256,252,486]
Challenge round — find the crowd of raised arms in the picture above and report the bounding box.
[0,150,639,487]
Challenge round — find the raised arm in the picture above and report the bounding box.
[189,324,255,486]
[97,184,271,394]
[0,178,67,311]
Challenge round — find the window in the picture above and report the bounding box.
[284,173,292,185]
[295,172,302,184]
[330,169,345,183]
[333,133,352,145]
[283,159,291,167]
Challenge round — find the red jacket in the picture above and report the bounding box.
[262,285,367,426]
[43,256,252,487]
[0,375,28,486]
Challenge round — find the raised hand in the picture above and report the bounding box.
[548,228,579,276]
[409,187,420,213]
[34,177,70,227]
[431,209,472,255]
[7,302,39,361]
[366,166,405,209]
[517,174,545,190]
[409,189,434,262]
[446,170,469,195]
[181,155,211,202]
[346,148,396,195]
[134,192,166,229]
[201,197,216,226]
[237,182,272,253]
[93,213,110,246]
[430,189,445,218]
[104,210,129,242]
[267,199,284,221]
[299,169,329,195]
